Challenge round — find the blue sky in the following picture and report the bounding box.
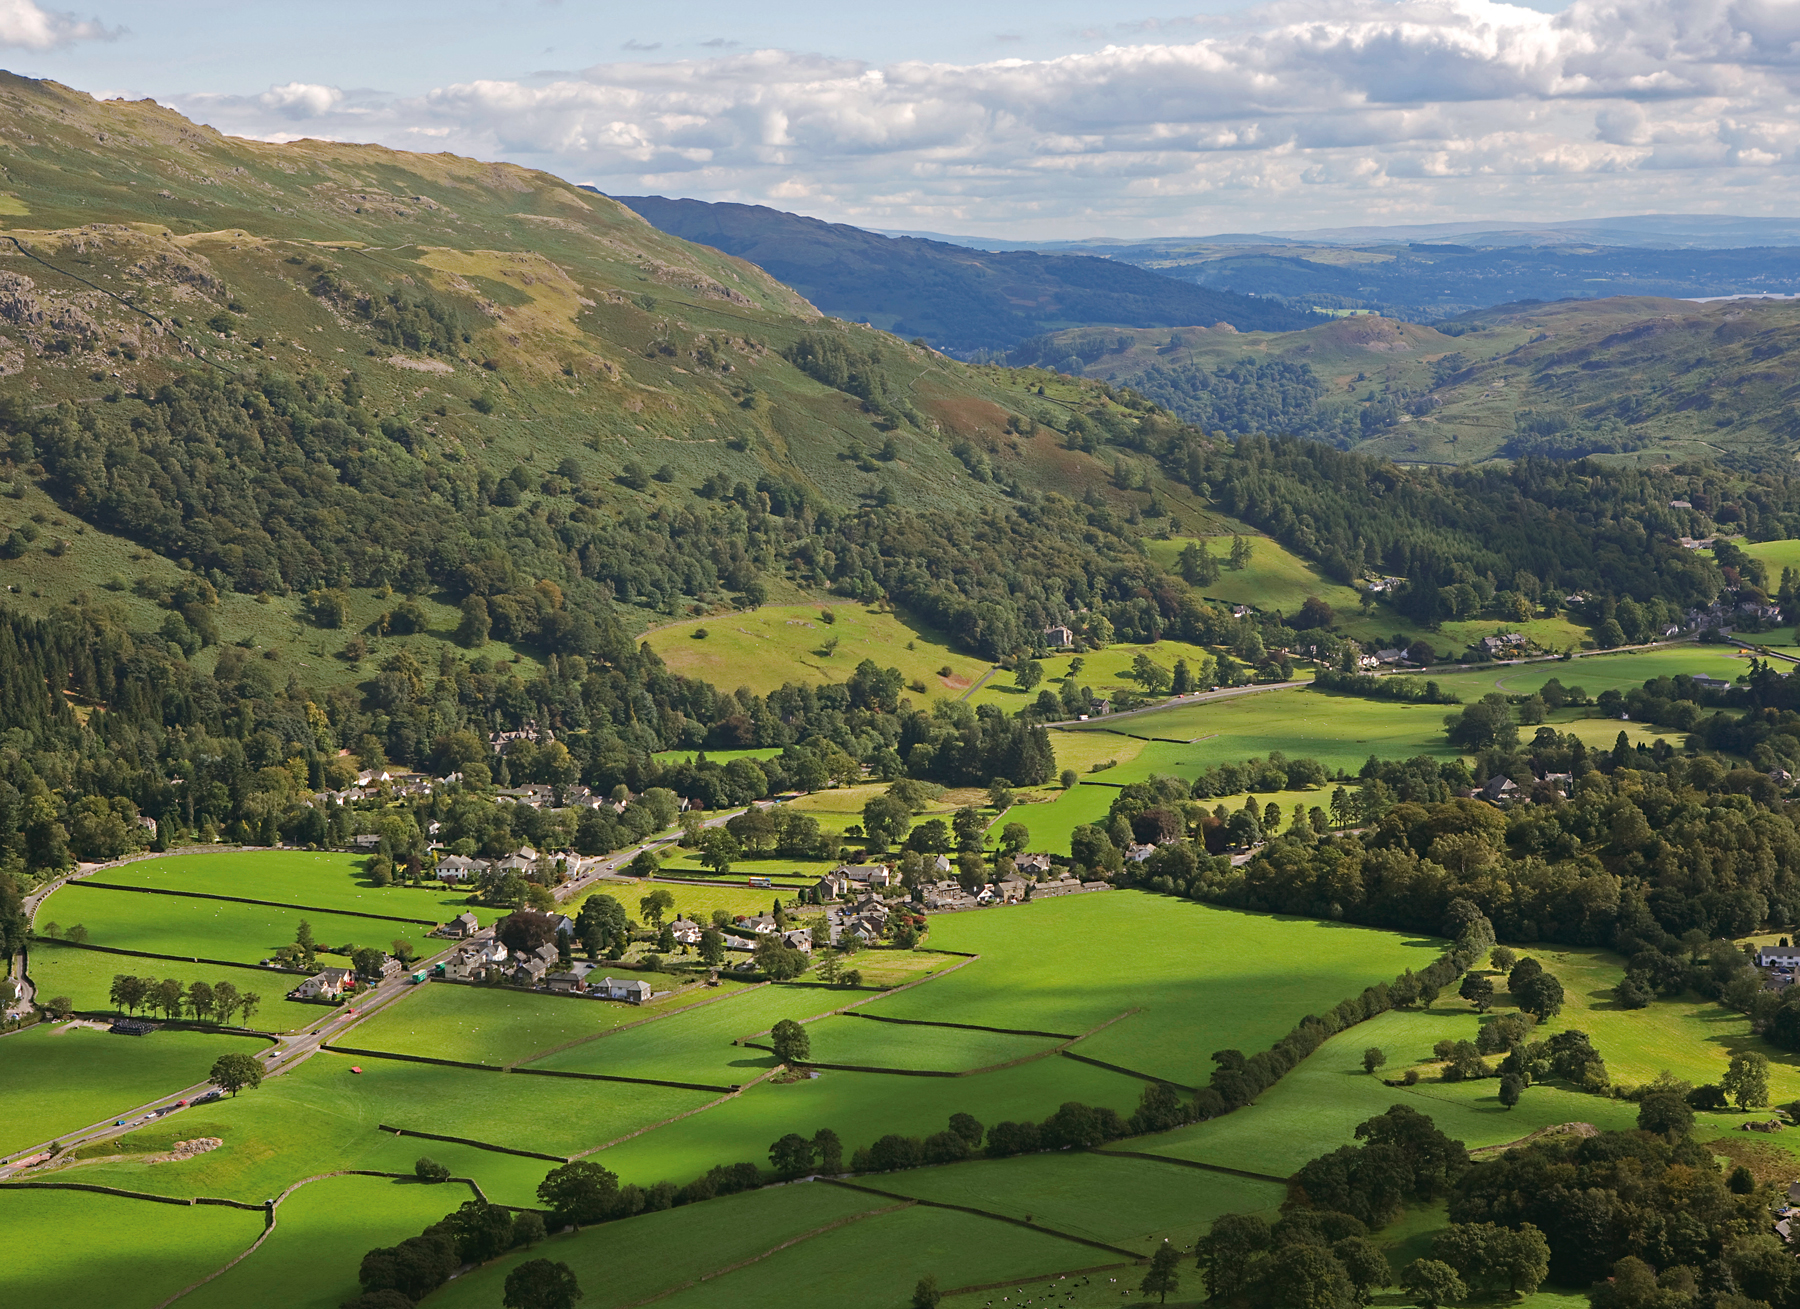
[3,0,1794,238]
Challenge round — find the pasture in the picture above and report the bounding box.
[0,1023,266,1159]
[643,603,990,699]
[91,850,481,922]
[178,1173,466,1309]
[344,977,756,1067]
[422,1181,895,1309]
[26,941,325,1032]
[865,891,1438,1086]
[801,1014,1064,1072]
[881,1150,1286,1253]
[966,638,1225,713]
[0,1185,264,1309]
[33,884,432,968]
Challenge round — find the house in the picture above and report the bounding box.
[357,953,403,981]
[547,962,598,993]
[670,917,704,947]
[1479,775,1519,803]
[1124,842,1156,863]
[351,834,382,848]
[742,914,781,935]
[1042,624,1076,648]
[531,942,562,969]
[929,854,953,876]
[440,948,488,981]
[136,815,158,838]
[1691,674,1733,692]
[511,956,553,986]
[836,863,893,888]
[443,911,481,939]
[814,873,850,900]
[1670,499,1693,509]
[495,852,536,873]
[1014,852,1053,877]
[996,877,1030,902]
[598,976,654,1003]
[1757,945,1800,969]
[437,854,486,882]
[546,914,576,938]
[781,928,814,953]
[290,967,355,1000]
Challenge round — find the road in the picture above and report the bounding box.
[0,806,760,1175]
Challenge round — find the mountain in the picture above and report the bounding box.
[605,195,1315,353]
[1020,294,1800,467]
[0,72,1187,673]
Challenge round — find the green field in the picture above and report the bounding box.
[644,603,991,699]
[423,1180,897,1309]
[34,884,433,968]
[1427,645,1753,698]
[802,1014,1064,1071]
[179,1172,472,1309]
[864,893,1437,1086]
[26,941,327,1032]
[0,1184,265,1309]
[966,638,1228,713]
[95,850,486,922]
[880,1150,1286,1253]
[66,1050,708,1202]
[344,977,756,1067]
[0,1023,267,1159]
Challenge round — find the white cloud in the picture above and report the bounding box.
[169,0,1800,233]
[0,0,116,49]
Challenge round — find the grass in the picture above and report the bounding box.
[179,1173,466,1309]
[880,1151,1286,1253]
[26,940,325,1032]
[967,638,1225,713]
[422,1181,895,1309]
[0,1185,265,1309]
[66,1050,708,1202]
[93,850,490,923]
[1426,645,1754,698]
[343,977,752,1067]
[522,982,848,1083]
[0,1022,267,1159]
[646,1200,1112,1309]
[643,603,990,699]
[34,884,434,968]
[1147,535,1362,617]
[801,1014,1064,1071]
[868,892,1437,1087]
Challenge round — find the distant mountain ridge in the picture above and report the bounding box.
[606,194,1314,353]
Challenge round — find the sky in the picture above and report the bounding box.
[3,0,1799,239]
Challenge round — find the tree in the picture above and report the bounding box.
[771,1018,810,1064]
[414,1157,451,1183]
[1228,534,1253,570]
[1514,971,1564,1021]
[512,1210,547,1248]
[769,1132,814,1177]
[1400,1259,1466,1308]
[503,1259,583,1309]
[210,1052,264,1097]
[186,980,214,1022]
[998,822,1030,855]
[638,887,675,929]
[576,894,627,959]
[1014,660,1043,692]
[911,1274,942,1309]
[1722,1050,1771,1110]
[861,794,912,851]
[536,1161,620,1229]
[43,995,72,1021]
[1140,1244,1181,1304]
[812,1127,843,1173]
[698,928,725,966]
[1499,1073,1524,1108]
[1458,975,1494,1012]
[986,778,1014,813]
[109,973,147,1015]
[1363,1047,1387,1074]
[697,829,740,875]
[1637,1090,1694,1138]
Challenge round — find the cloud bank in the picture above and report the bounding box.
[0,0,115,50]
[168,0,1800,235]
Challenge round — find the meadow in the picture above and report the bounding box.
[26,941,326,1032]
[800,1014,1065,1071]
[966,637,1226,713]
[96,850,485,923]
[862,893,1438,1086]
[343,976,757,1068]
[643,602,991,699]
[0,1185,265,1309]
[0,1023,267,1159]
[879,1150,1287,1254]
[34,884,433,968]
[178,1173,469,1309]
[422,1181,899,1309]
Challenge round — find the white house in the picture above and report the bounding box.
[670,917,704,947]
[836,863,893,887]
[598,976,654,1003]
[290,967,354,1000]
[437,855,485,883]
[1757,945,1800,969]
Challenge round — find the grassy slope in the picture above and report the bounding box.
[26,941,325,1031]
[801,1014,1063,1071]
[645,603,991,699]
[35,884,433,966]
[0,1023,266,1157]
[179,1173,465,1309]
[0,1186,264,1309]
[95,851,486,923]
[863,892,1438,1085]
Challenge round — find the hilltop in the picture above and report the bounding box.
[1019,295,1800,466]
[610,194,1315,353]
